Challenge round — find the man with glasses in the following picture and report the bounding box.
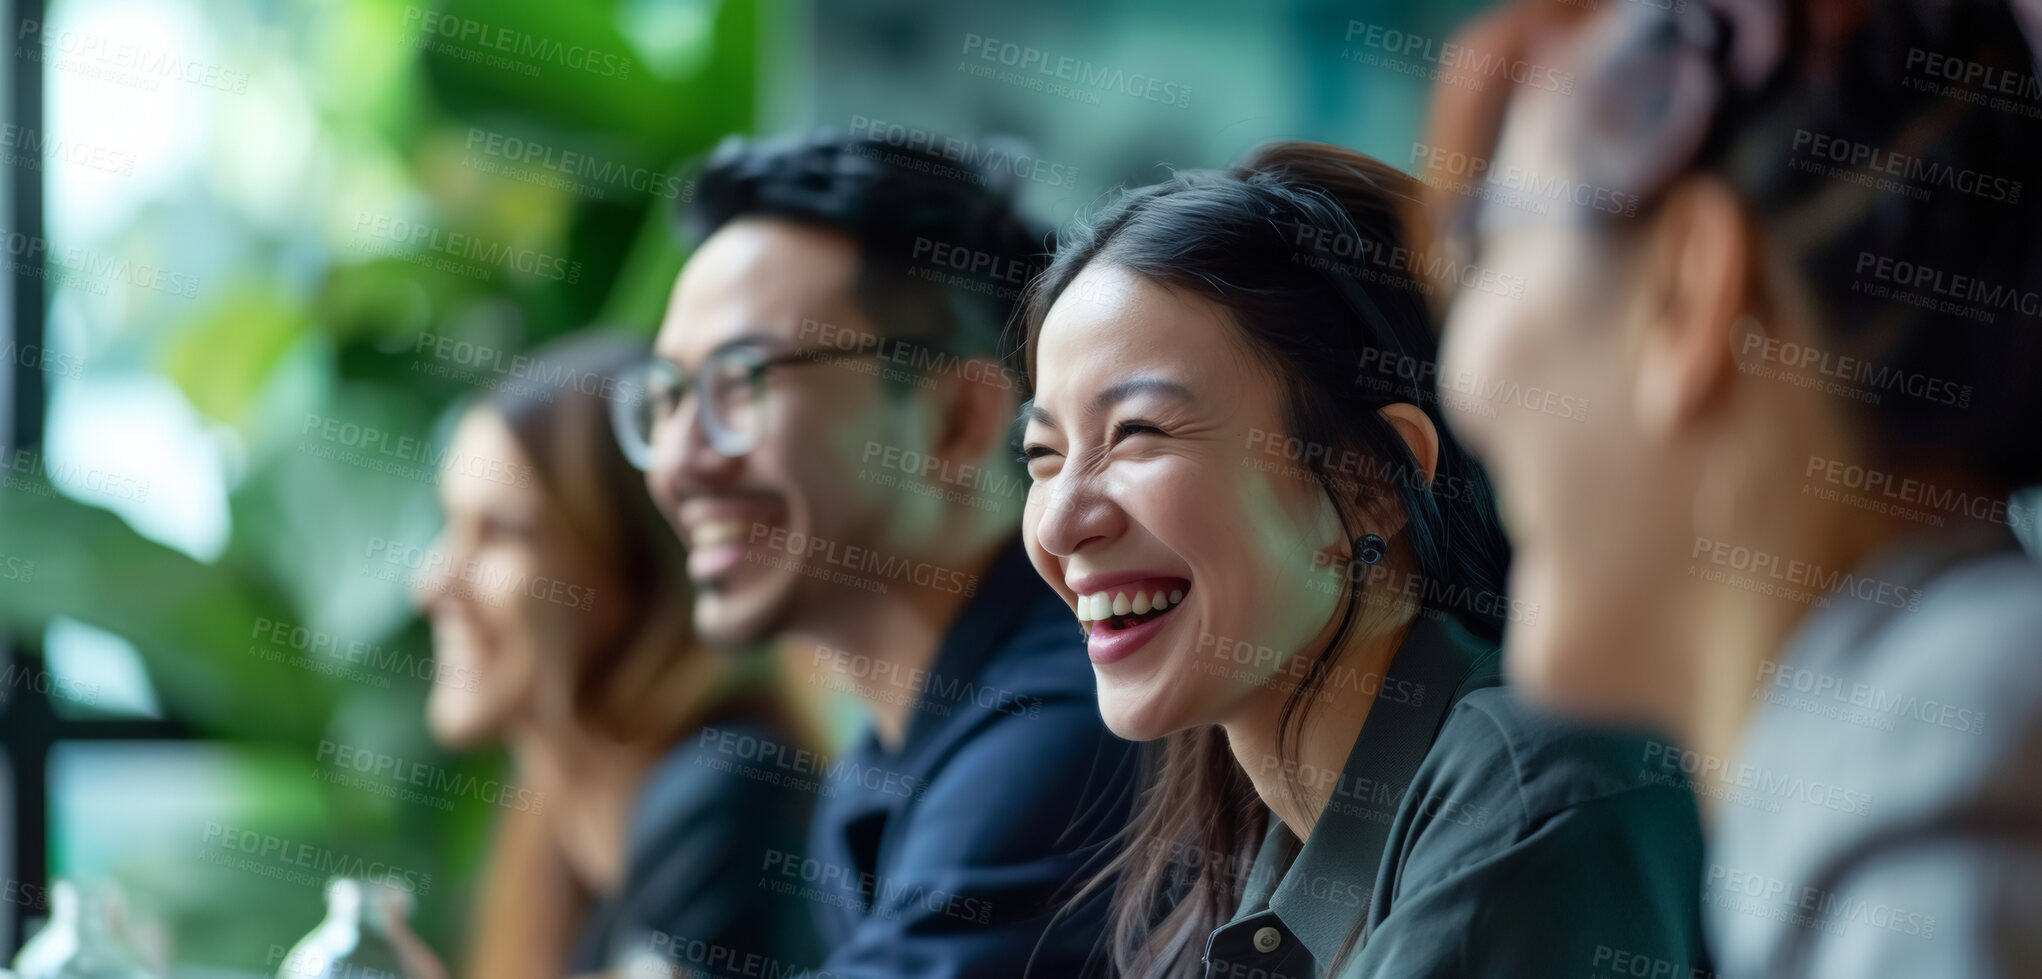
[614,129,1133,978]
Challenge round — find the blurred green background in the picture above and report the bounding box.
[0,0,1501,971]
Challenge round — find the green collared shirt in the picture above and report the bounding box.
[1202,614,1710,979]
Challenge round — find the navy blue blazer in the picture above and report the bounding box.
[800,537,1137,978]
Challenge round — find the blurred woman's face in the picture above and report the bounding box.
[1021,265,1353,741]
[420,409,622,749]
[1436,73,1696,721]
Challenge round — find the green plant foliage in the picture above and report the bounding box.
[2,0,761,968]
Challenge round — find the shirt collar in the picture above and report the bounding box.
[1258,612,1504,965]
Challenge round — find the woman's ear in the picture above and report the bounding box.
[1632,175,1750,441]
[1351,402,1439,541]
[1377,403,1440,486]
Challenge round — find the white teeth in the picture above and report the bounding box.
[1075,585,1187,625]
[691,520,746,548]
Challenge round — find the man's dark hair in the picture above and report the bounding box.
[681,129,1049,364]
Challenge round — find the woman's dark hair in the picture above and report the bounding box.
[1431,0,2042,490]
[1018,142,1511,977]
[682,129,1049,363]
[1706,0,2042,489]
[481,331,704,745]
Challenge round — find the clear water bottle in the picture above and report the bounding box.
[274,878,446,979]
[11,879,160,979]
[611,929,684,979]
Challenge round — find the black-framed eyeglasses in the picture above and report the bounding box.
[610,345,888,467]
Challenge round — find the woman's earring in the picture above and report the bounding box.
[1354,534,1386,565]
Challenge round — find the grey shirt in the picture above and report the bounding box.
[1707,525,2042,977]
[1203,613,1711,978]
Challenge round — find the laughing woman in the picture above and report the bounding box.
[1015,143,1708,979]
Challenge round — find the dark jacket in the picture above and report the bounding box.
[800,537,1138,979]
[572,715,823,976]
[1203,613,1711,978]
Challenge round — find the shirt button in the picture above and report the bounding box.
[1253,926,1282,953]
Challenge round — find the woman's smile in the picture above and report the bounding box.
[1069,575,1192,663]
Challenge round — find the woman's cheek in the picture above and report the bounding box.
[1246,474,1346,654]
[476,548,558,632]
[477,553,523,610]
